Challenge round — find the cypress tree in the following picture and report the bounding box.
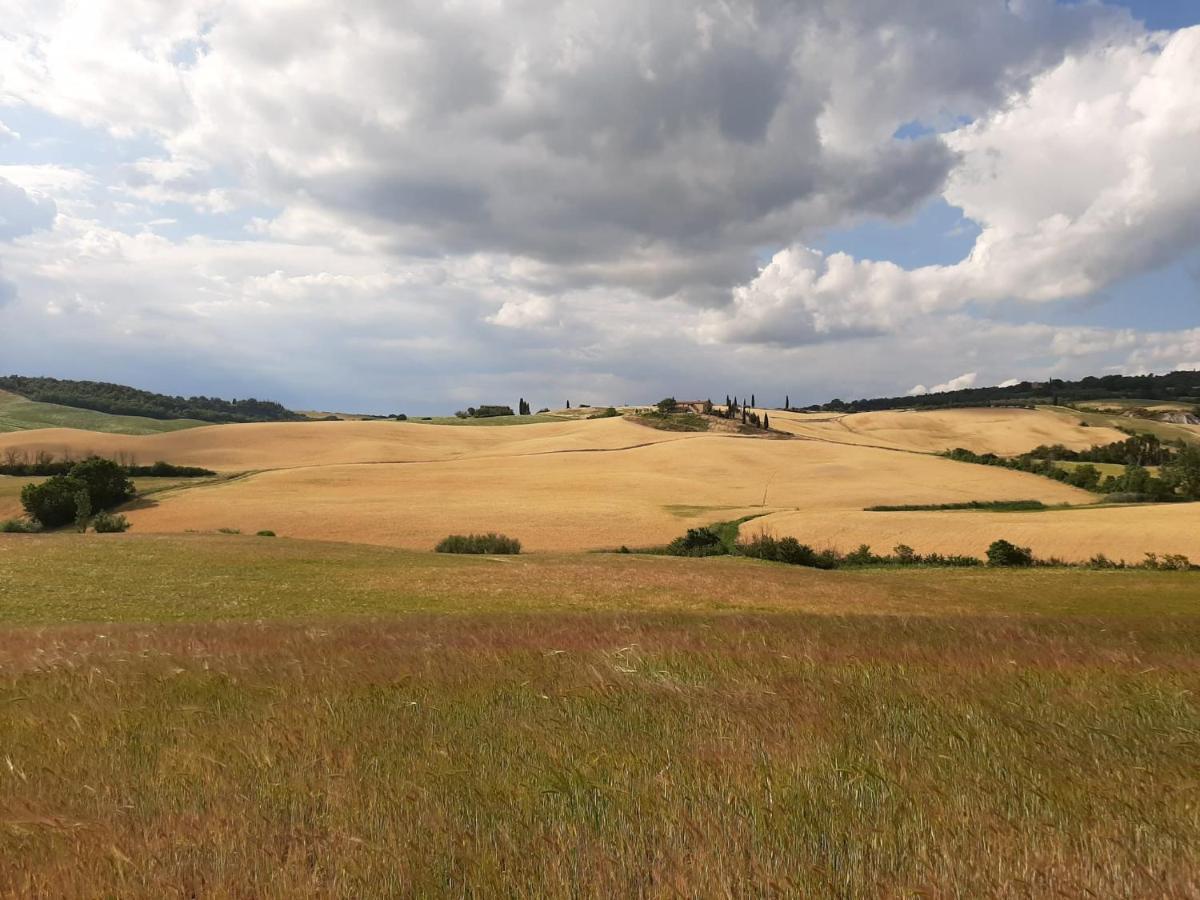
[751,393,756,408]
[785,395,789,410]
[764,413,770,430]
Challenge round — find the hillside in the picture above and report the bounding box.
[0,389,209,435]
[5,410,1197,562]
[0,375,303,424]
[805,370,1200,413]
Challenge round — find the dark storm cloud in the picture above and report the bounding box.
[179,0,1125,304]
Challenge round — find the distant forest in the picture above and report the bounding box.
[804,371,1200,413]
[0,375,303,424]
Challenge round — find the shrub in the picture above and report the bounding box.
[69,457,135,510]
[0,518,42,533]
[92,511,131,533]
[986,539,1034,567]
[737,533,779,561]
[256,530,276,537]
[775,536,812,566]
[844,543,876,565]
[435,533,522,554]
[217,527,241,535]
[20,475,87,529]
[666,527,726,557]
[588,407,620,419]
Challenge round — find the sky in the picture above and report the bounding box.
[0,1,1198,413]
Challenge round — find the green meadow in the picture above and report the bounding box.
[0,534,1196,896]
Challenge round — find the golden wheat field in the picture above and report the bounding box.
[759,406,1130,454]
[4,406,1198,561]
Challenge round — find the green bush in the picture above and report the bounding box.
[91,511,131,533]
[70,457,135,510]
[20,475,87,529]
[435,533,522,554]
[256,530,276,537]
[0,518,42,533]
[588,407,620,419]
[986,539,1034,567]
[665,527,726,557]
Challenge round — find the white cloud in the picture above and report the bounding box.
[0,3,1197,409]
[908,372,976,396]
[708,26,1200,344]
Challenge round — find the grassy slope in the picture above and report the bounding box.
[0,535,1197,894]
[0,390,208,435]
[1058,404,1200,446]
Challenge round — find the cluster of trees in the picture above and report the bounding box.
[434,533,521,554]
[1,448,213,478]
[454,405,515,419]
[945,441,1200,501]
[18,457,135,530]
[0,375,302,424]
[717,396,771,430]
[1026,434,1175,466]
[804,370,1200,413]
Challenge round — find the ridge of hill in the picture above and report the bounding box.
[0,389,209,435]
[0,375,303,425]
[805,370,1200,413]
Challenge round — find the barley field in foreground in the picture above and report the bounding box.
[0,535,1197,896]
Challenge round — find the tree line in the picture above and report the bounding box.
[803,370,1200,413]
[944,439,1200,501]
[0,375,303,424]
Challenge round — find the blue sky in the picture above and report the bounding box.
[0,1,1198,412]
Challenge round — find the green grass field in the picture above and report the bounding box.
[1050,404,1200,446]
[0,390,208,435]
[1054,459,1162,478]
[0,535,1196,895]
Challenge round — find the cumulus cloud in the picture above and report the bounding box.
[908,372,977,396]
[708,25,1200,344]
[0,177,57,241]
[0,0,1136,302]
[0,2,1197,408]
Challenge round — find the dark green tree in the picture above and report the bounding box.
[763,413,770,430]
[987,539,1034,567]
[70,457,135,510]
[1163,444,1200,500]
[21,475,87,529]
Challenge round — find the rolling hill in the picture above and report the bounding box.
[0,389,209,435]
[3,408,1196,562]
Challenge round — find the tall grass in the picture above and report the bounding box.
[0,612,1196,895]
